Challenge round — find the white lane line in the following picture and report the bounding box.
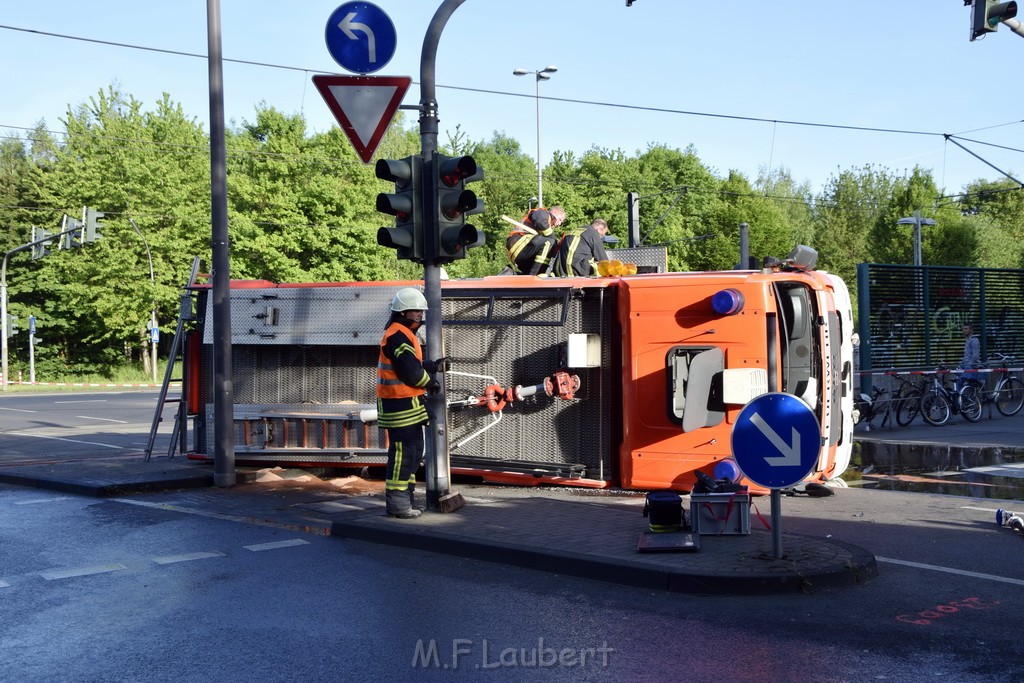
[6,433,124,450]
[14,497,69,505]
[877,557,1024,587]
[75,416,128,424]
[0,406,35,413]
[153,551,226,565]
[54,400,108,404]
[244,539,310,552]
[0,580,9,588]
[111,498,332,536]
[39,564,127,580]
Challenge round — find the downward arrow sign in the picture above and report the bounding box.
[750,412,802,466]
[339,12,377,63]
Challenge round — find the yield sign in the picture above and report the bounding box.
[312,74,411,164]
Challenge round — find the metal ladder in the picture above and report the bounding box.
[144,257,201,461]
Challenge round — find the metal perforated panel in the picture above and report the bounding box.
[858,264,1024,372]
[195,283,618,482]
[441,285,616,481]
[607,246,668,273]
[201,286,394,346]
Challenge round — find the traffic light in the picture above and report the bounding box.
[6,315,18,338]
[434,153,485,261]
[972,0,1018,40]
[60,217,83,249]
[375,155,424,262]
[30,226,55,259]
[84,207,105,243]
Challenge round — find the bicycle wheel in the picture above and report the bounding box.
[996,377,1024,417]
[959,385,983,422]
[895,390,921,426]
[920,392,952,426]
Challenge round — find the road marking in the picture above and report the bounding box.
[39,564,127,580]
[111,498,333,535]
[75,416,128,423]
[153,551,225,565]
[14,497,69,505]
[244,539,310,552]
[7,433,124,450]
[877,557,1024,587]
[0,580,9,588]
[54,400,108,404]
[0,406,34,413]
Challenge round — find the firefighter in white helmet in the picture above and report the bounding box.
[376,287,441,518]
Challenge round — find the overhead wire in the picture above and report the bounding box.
[0,23,1020,219]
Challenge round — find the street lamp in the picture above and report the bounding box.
[897,212,936,266]
[129,219,159,383]
[513,65,557,207]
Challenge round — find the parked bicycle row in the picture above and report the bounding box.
[855,352,1024,429]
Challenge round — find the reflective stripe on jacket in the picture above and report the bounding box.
[377,322,428,399]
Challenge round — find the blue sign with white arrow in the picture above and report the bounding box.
[731,392,821,489]
[325,2,397,74]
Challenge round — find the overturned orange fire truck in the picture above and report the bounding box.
[182,246,855,493]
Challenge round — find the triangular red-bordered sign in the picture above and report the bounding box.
[312,75,412,164]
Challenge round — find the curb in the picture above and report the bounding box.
[330,513,878,596]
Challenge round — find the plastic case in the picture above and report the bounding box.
[689,492,751,535]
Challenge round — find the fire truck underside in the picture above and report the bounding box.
[190,278,619,486]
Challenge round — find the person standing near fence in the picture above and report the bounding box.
[956,323,981,392]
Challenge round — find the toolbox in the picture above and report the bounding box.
[689,491,751,535]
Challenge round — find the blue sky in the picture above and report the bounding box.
[1,1,1021,197]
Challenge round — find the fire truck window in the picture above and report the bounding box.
[777,284,816,401]
[666,347,725,432]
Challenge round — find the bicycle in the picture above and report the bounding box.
[970,353,1024,418]
[889,371,926,427]
[919,366,982,426]
[855,384,893,430]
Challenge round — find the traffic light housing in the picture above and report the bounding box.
[972,0,1018,40]
[435,154,485,261]
[30,226,55,259]
[84,207,105,243]
[375,155,424,262]
[6,315,18,338]
[60,217,83,249]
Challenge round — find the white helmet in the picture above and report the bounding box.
[390,287,428,312]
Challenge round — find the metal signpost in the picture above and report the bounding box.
[731,392,821,558]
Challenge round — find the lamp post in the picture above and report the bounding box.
[513,65,557,207]
[897,212,936,266]
[129,219,158,383]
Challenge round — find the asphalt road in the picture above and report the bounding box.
[1,390,1023,680]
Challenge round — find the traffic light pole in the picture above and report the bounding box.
[418,0,468,510]
[1,226,89,390]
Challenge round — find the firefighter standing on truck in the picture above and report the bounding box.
[553,218,610,277]
[505,205,567,275]
[377,288,441,519]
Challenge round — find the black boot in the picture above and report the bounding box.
[408,483,426,512]
[386,489,421,519]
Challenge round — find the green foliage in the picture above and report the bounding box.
[2,83,1021,379]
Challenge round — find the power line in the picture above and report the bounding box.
[3,23,1021,146]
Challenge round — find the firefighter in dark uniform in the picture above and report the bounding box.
[553,218,610,277]
[505,205,567,275]
[377,288,440,519]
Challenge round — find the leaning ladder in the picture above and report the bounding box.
[144,257,201,461]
